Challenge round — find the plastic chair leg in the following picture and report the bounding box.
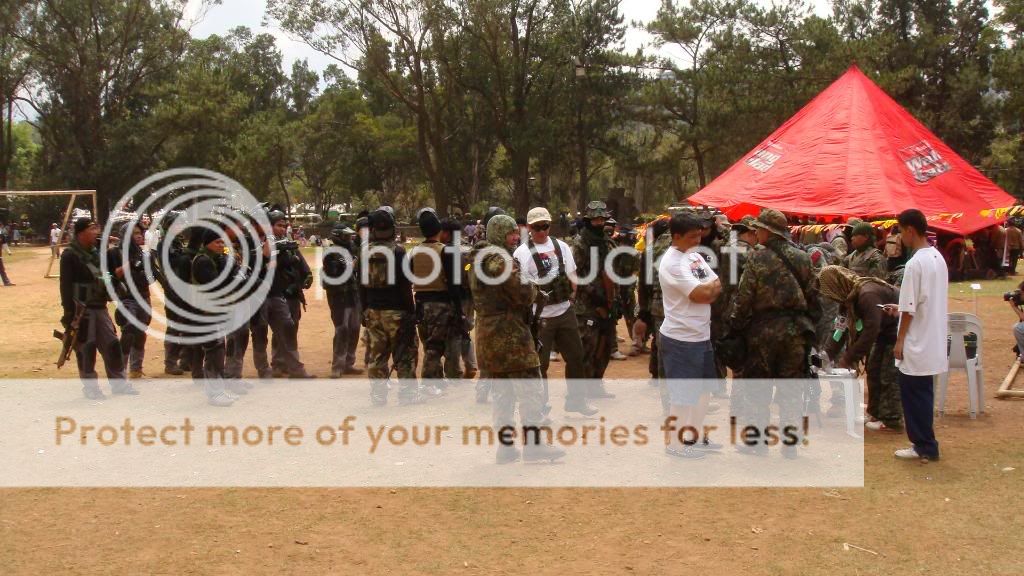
[966,361,979,419]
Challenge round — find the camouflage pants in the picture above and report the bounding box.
[417,301,455,381]
[491,368,545,431]
[734,320,810,433]
[866,341,903,427]
[366,309,418,399]
[579,315,614,380]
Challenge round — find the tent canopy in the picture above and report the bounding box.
[688,65,1016,235]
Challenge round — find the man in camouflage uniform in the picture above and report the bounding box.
[713,216,757,415]
[637,217,672,413]
[410,208,460,393]
[361,207,423,406]
[323,223,363,377]
[571,201,618,399]
[441,217,475,381]
[614,226,640,355]
[842,222,887,280]
[729,209,820,458]
[471,214,565,464]
[469,206,506,403]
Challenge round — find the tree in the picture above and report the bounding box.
[15,0,196,219]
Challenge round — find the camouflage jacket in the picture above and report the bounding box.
[571,227,616,318]
[711,239,754,339]
[729,237,821,336]
[648,233,673,319]
[471,249,539,374]
[843,246,887,280]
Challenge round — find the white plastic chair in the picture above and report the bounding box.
[936,313,984,419]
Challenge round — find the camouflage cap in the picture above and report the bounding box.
[750,208,789,238]
[584,201,610,219]
[486,214,518,246]
[732,215,757,233]
[843,217,863,230]
[851,222,875,237]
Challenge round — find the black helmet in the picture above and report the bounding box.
[417,207,442,238]
[369,208,395,230]
[483,206,506,228]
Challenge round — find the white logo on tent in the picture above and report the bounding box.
[900,141,951,183]
[745,142,784,173]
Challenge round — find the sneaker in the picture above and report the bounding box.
[83,387,107,400]
[894,447,920,460]
[550,351,560,362]
[398,393,427,406]
[208,393,235,407]
[128,370,149,379]
[495,445,521,465]
[164,366,184,376]
[420,384,445,398]
[865,420,900,432]
[610,350,628,361]
[688,439,723,451]
[523,443,566,462]
[665,445,706,460]
[564,401,599,417]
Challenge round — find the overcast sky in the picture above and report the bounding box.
[185,0,833,76]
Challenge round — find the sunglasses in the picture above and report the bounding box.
[531,223,550,231]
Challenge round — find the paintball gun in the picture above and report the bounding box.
[53,301,85,369]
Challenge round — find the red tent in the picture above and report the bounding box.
[688,65,1016,235]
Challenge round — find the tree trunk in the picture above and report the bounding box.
[511,149,530,217]
[692,140,707,189]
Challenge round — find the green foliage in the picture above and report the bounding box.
[6,0,1024,236]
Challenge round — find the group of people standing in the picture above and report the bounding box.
[56,199,950,465]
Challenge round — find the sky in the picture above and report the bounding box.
[184,0,834,76]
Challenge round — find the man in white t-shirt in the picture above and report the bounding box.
[659,212,723,460]
[886,209,947,461]
[513,207,597,417]
[49,223,62,257]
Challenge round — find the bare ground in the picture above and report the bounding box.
[0,246,1022,575]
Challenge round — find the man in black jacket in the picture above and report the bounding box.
[60,218,135,399]
[266,209,314,379]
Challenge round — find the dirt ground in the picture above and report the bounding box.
[1,246,1022,575]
